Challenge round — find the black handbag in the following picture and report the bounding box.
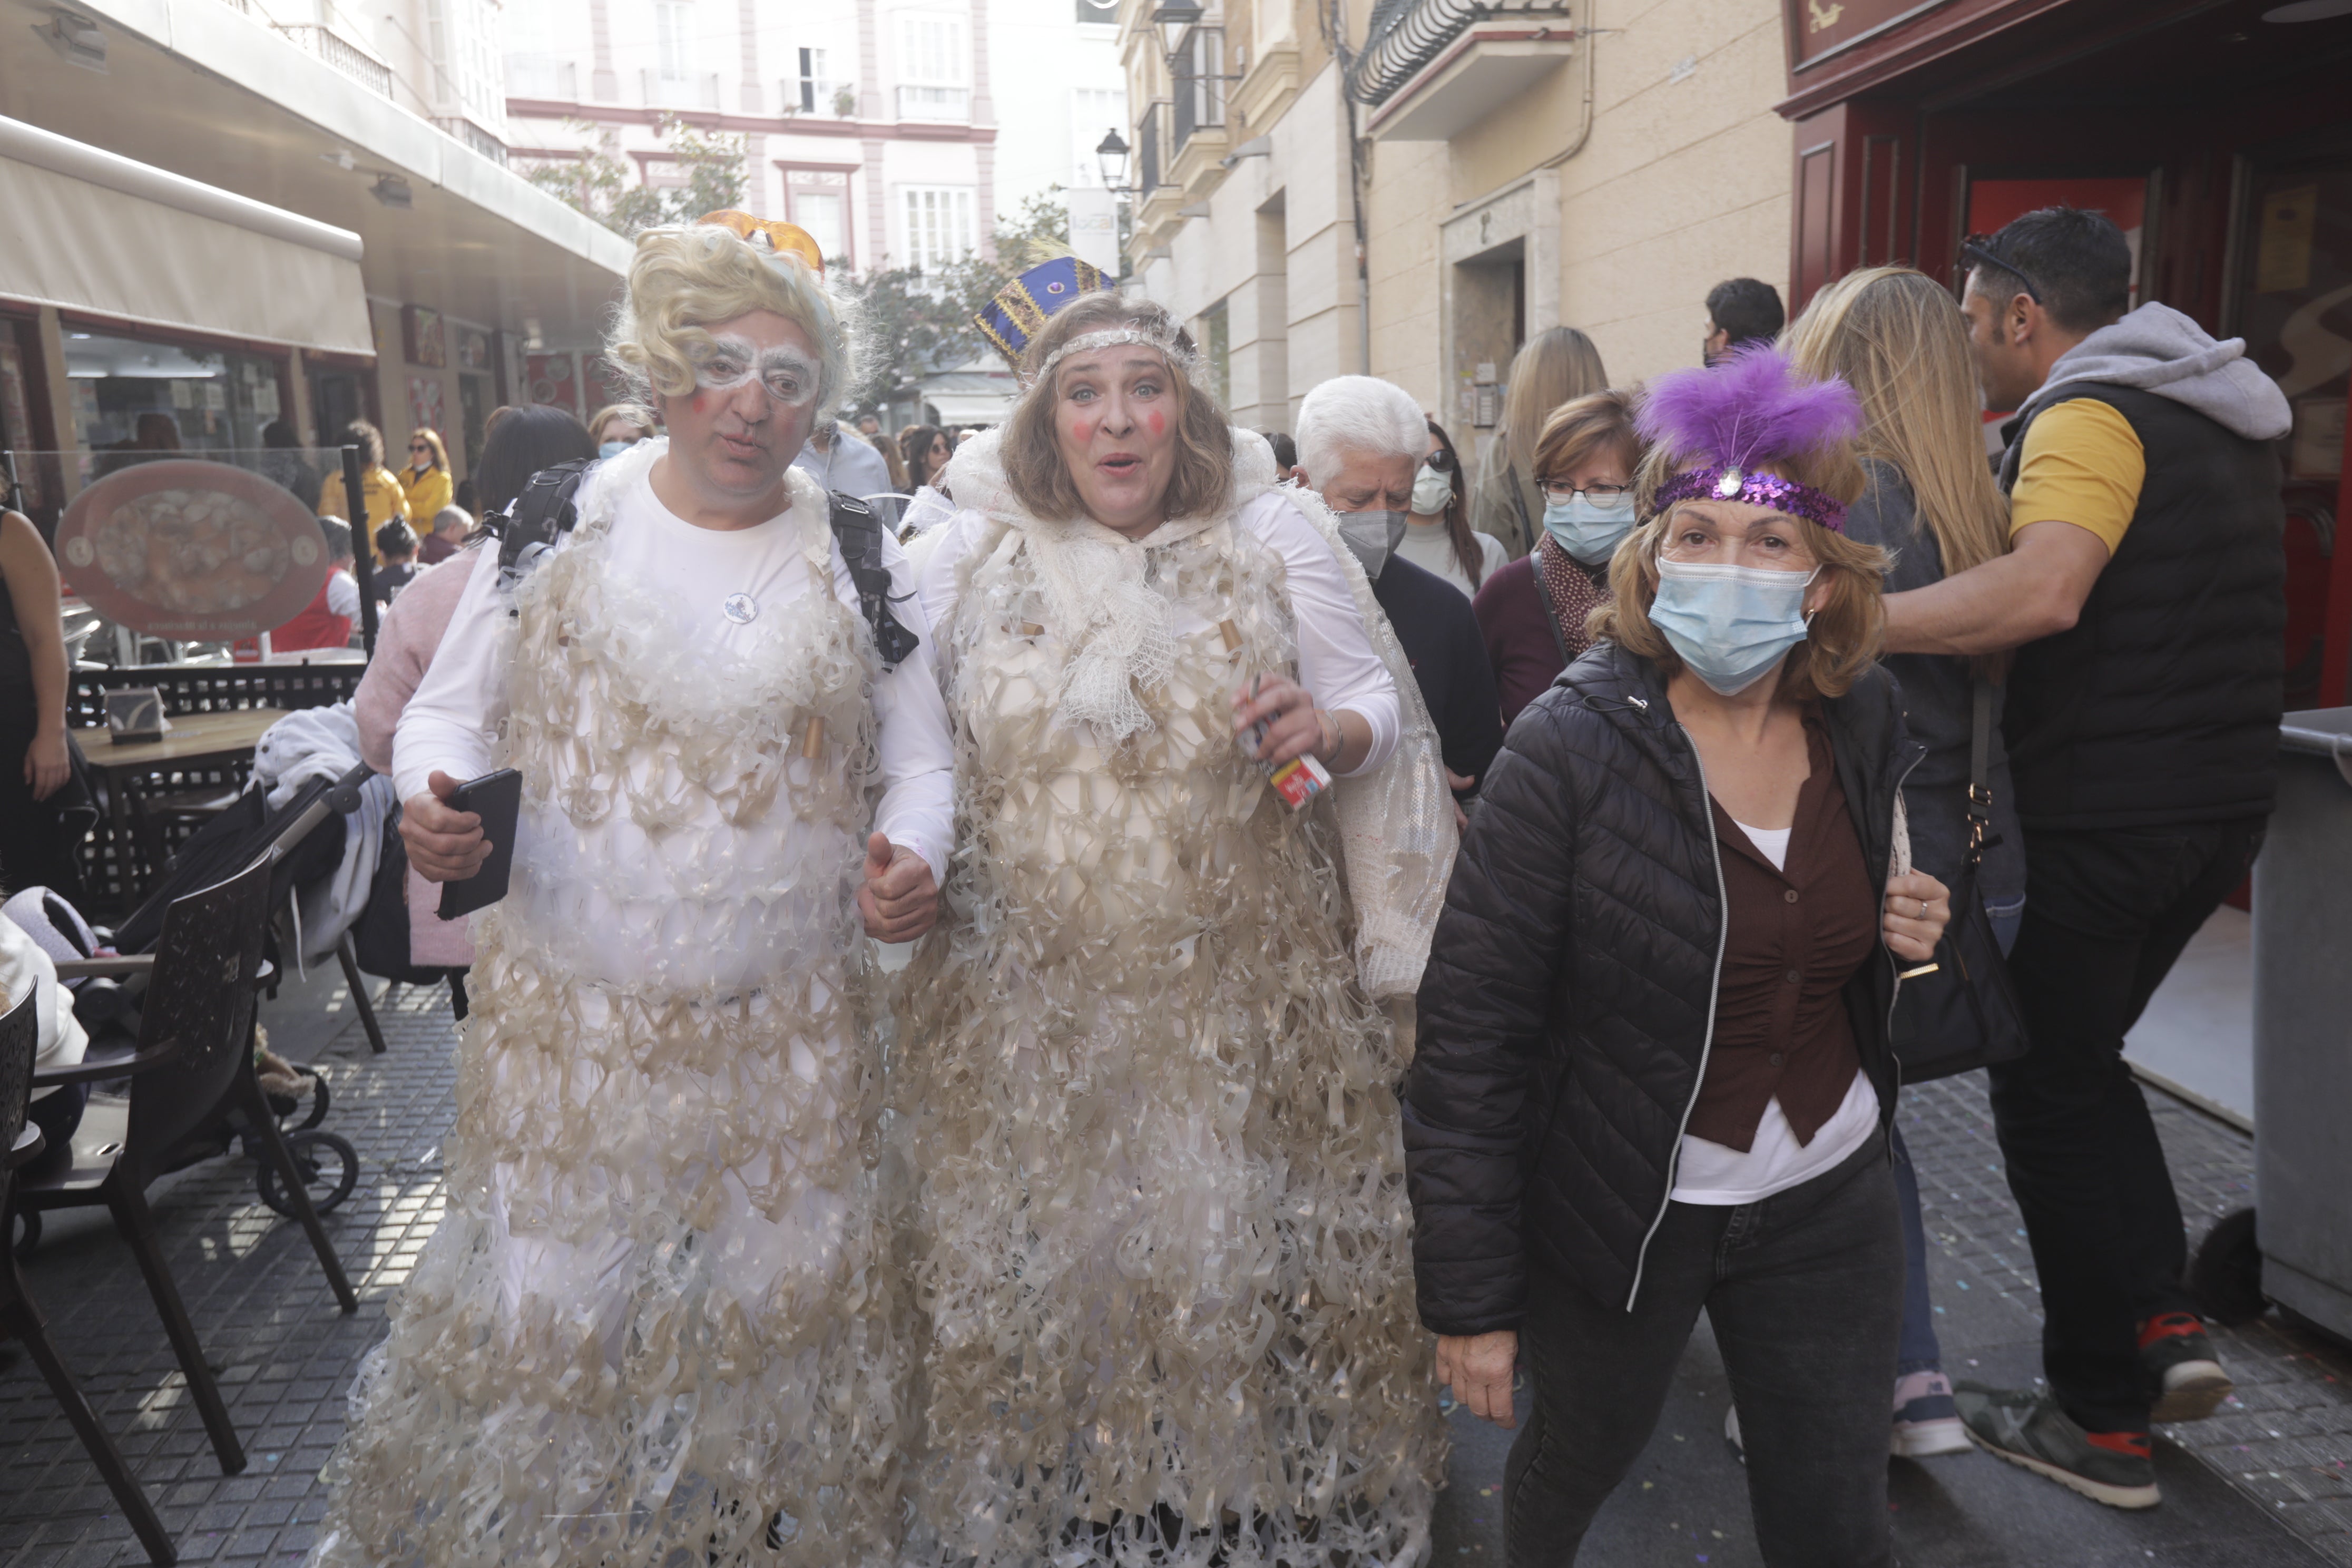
[1889,682,2032,1082]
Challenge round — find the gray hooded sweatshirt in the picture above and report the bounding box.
[2013,301,2292,443]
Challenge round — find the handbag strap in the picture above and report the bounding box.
[1530,552,1572,665]
[1966,679,1994,868]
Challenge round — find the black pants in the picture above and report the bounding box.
[1505,1139,1902,1567]
[1991,817,2266,1434]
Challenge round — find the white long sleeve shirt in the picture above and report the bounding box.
[394,459,956,886]
[915,488,1401,776]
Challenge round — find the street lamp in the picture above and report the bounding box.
[1095,129,1131,191]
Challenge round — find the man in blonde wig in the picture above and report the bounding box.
[308,215,954,1566]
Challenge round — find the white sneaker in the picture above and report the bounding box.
[1892,1369,1971,1457]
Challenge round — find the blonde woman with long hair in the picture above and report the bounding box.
[1782,263,2027,1462]
[1471,326,1609,559]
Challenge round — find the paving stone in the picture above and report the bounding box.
[9,981,2352,1566]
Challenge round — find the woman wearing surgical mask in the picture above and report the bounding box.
[1472,388,1644,723]
[1398,418,1507,600]
[588,401,658,459]
[1408,347,1950,1568]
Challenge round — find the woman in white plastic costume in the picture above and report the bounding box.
[307,215,954,1566]
[898,288,1456,1566]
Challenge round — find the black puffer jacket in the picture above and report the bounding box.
[1404,642,1923,1333]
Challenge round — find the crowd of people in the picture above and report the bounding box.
[0,196,2293,1568]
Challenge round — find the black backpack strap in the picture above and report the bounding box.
[827,491,922,669]
[490,460,594,609]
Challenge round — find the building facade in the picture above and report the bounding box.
[0,0,629,513]
[1119,0,1794,437]
[501,0,1129,278]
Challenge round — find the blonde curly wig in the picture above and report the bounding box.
[604,224,852,411]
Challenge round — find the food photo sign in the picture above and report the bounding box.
[56,459,331,639]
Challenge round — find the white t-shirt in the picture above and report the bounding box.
[326,569,361,621]
[1396,517,1508,602]
[1669,816,1880,1206]
[917,488,1402,776]
[396,458,956,886]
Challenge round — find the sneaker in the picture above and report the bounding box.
[1954,1383,2160,1509]
[1892,1369,1972,1457]
[2140,1311,2233,1422]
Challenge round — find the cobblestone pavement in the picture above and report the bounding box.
[5,979,2349,1566]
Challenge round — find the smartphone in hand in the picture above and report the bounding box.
[435,768,523,919]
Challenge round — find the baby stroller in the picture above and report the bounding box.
[9,763,380,1257]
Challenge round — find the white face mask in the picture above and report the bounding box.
[1335,508,1409,579]
[1410,463,1452,516]
[1648,558,1819,695]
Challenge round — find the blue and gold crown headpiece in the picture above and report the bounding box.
[973,258,1111,364]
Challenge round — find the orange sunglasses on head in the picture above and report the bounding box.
[697,210,826,277]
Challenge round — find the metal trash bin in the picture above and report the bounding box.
[2204,707,2352,1340]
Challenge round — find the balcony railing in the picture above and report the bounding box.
[1138,103,1162,195]
[273,23,393,98]
[896,84,970,121]
[641,70,720,111]
[1346,0,1572,107]
[435,116,508,165]
[1171,26,1225,151]
[505,55,577,101]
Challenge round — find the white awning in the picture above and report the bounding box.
[0,115,370,355]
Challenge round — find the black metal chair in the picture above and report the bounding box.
[1,989,178,1565]
[17,854,358,1477]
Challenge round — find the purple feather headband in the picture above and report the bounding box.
[1638,345,1863,532]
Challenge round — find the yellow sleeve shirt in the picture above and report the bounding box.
[2007,396,2146,556]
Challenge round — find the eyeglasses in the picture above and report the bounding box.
[1536,479,1632,504]
[408,443,433,453]
[1959,237,2044,305]
[1423,447,1455,473]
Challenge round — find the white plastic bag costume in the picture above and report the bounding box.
[894,427,1455,1567]
[310,442,949,1567]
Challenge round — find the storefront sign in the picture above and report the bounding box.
[404,305,447,369]
[456,327,493,373]
[56,459,329,639]
[1787,0,1952,70]
[527,352,579,413]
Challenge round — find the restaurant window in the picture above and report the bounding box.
[63,328,286,483]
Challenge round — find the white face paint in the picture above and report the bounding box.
[690,333,822,406]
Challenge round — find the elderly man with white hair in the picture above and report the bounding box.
[1297,375,1503,812]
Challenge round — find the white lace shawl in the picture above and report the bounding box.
[933,427,1457,999]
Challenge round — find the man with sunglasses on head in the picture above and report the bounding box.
[1877,205,2291,1513]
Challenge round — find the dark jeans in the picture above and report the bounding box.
[1893,906,2021,1374]
[1991,817,2266,1434]
[1506,1139,1902,1567]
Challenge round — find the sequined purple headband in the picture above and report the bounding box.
[1637,345,1864,534]
[1652,464,1849,532]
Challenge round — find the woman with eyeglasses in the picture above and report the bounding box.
[398,428,454,532]
[1471,389,1647,724]
[1399,417,1507,601]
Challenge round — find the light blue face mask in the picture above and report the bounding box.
[1543,494,1639,565]
[1649,558,1818,695]
[599,439,630,459]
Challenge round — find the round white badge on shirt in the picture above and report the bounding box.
[722,593,758,624]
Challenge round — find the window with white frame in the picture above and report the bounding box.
[895,14,969,121]
[788,172,851,265]
[796,46,831,114]
[900,187,976,273]
[655,1,693,77]
[1069,86,1124,186]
